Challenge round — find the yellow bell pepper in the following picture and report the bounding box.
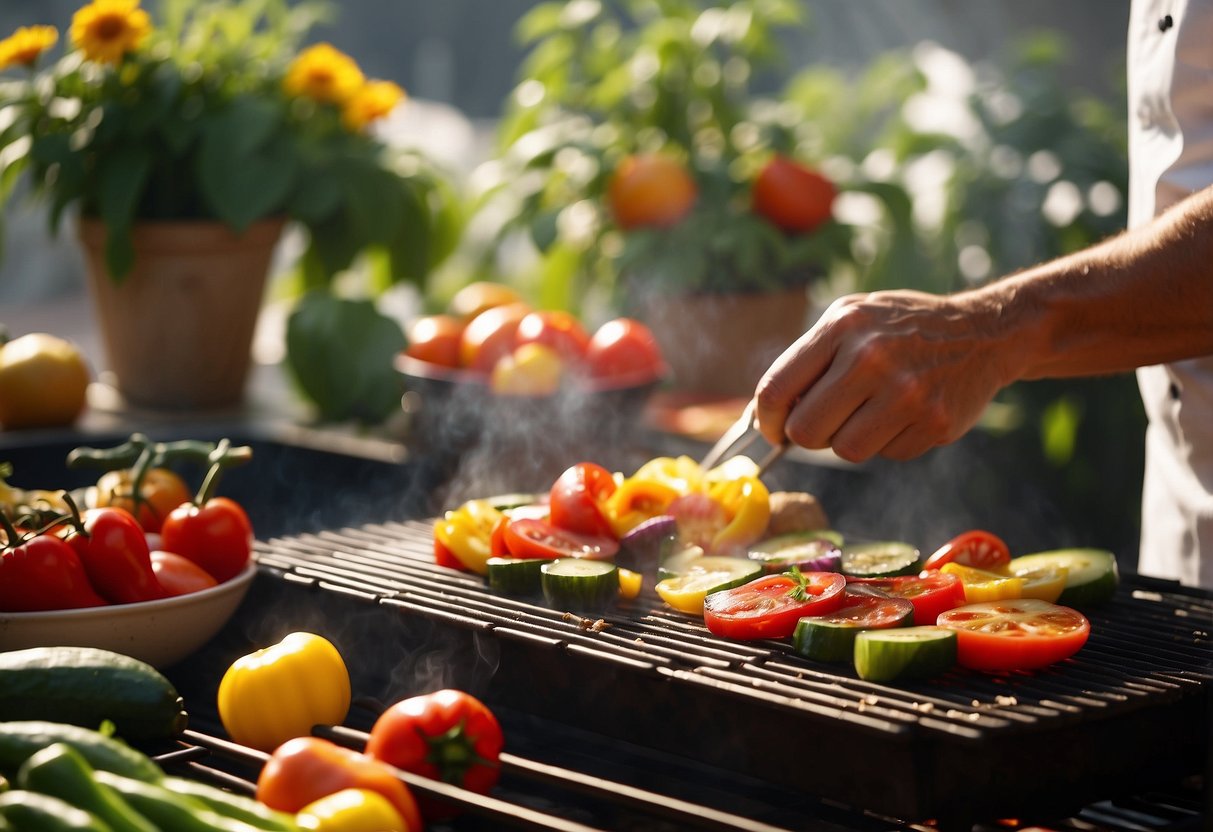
[630,455,704,496]
[218,632,352,752]
[1006,562,1069,603]
[706,474,771,554]
[604,478,680,537]
[433,498,505,575]
[296,788,410,832]
[940,562,1024,603]
[617,567,643,600]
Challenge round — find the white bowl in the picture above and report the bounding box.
[0,561,257,668]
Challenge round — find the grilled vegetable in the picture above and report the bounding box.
[747,531,843,574]
[840,541,920,578]
[0,790,110,832]
[217,632,351,753]
[486,556,551,596]
[656,556,763,615]
[702,569,846,639]
[541,558,619,611]
[432,499,504,575]
[0,722,162,782]
[18,743,157,832]
[792,588,914,662]
[0,648,187,740]
[939,562,1025,603]
[937,599,1091,671]
[854,626,958,682]
[847,571,966,625]
[1007,549,1118,607]
[922,530,1011,572]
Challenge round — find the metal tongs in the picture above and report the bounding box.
[699,398,788,475]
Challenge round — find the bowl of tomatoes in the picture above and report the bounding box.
[398,282,667,461]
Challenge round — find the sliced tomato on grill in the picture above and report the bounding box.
[847,569,966,625]
[936,599,1090,671]
[703,569,846,640]
[503,518,619,561]
[549,462,618,538]
[923,530,1011,572]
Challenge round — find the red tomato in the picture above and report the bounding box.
[703,571,847,640]
[923,530,1012,572]
[799,586,914,629]
[459,301,530,372]
[503,518,619,561]
[0,534,107,611]
[607,153,698,229]
[666,492,727,551]
[66,507,166,604]
[549,462,617,538]
[365,689,503,821]
[849,570,966,625]
[150,549,219,596]
[584,319,665,386]
[936,599,1091,671]
[751,155,836,234]
[160,497,253,583]
[257,736,422,832]
[405,314,465,368]
[94,467,192,534]
[515,310,590,364]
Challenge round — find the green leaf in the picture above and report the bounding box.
[340,159,404,245]
[197,127,297,229]
[97,145,152,281]
[284,291,407,424]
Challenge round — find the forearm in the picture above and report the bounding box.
[987,184,1213,382]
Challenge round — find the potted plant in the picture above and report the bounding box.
[0,0,459,419]
[466,0,856,397]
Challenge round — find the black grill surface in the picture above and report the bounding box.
[194,519,1212,829]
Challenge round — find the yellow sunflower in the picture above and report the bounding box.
[0,25,58,71]
[283,43,364,106]
[342,79,406,131]
[70,0,151,66]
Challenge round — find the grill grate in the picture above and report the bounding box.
[244,519,1212,827]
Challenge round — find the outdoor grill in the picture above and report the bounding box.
[2,429,1210,830]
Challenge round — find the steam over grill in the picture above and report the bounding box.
[166,518,1213,830]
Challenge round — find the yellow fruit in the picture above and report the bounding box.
[490,342,564,396]
[0,333,90,430]
[449,281,524,322]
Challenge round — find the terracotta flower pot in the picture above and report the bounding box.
[78,217,284,410]
[636,286,811,398]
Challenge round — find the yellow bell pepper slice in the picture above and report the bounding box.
[630,455,705,496]
[1006,562,1068,603]
[433,498,505,576]
[604,477,680,537]
[296,788,409,832]
[940,562,1024,603]
[706,474,770,554]
[617,567,643,600]
[217,632,352,753]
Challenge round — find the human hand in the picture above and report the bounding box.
[753,289,1016,462]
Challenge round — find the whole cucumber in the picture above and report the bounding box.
[17,744,157,832]
[94,771,268,832]
[0,790,115,831]
[0,647,187,740]
[0,722,161,782]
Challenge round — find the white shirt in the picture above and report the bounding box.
[1128,0,1213,588]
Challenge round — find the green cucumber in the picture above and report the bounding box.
[656,556,763,596]
[1008,548,1119,607]
[159,777,298,831]
[93,771,264,832]
[487,556,553,597]
[841,540,921,578]
[541,559,619,611]
[656,545,707,581]
[0,791,111,832]
[747,530,844,574]
[0,647,187,740]
[854,626,957,682]
[0,722,162,782]
[18,744,157,832]
[792,590,914,662]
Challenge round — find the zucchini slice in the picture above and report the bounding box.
[747,531,843,574]
[656,545,707,582]
[793,589,914,662]
[854,626,957,682]
[841,540,921,578]
[541,558,619,611]
[655,556,763,615]
[1008,548,1119,607]
[487,556,553,597]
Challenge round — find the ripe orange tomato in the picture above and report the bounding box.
[95,467,193,534]
[751,155,836,234]
[585,318,666,385]
[607,154,698,229]
[405,314,465,368]
[515,310,590,364]
[150,549,219,596]
[459,301,531,372]
[449,281,524,321]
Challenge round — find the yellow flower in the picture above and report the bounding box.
[0,25,58,70]
[283,43,364,105]
[70,0,151,66]
[342,79,406,131]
